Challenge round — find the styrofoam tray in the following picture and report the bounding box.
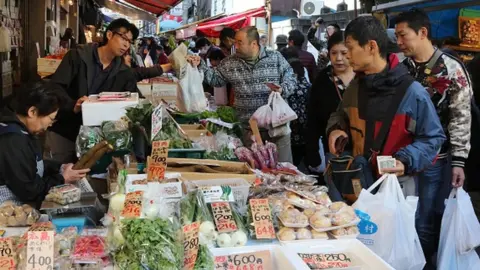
[328,232,360,240]
[311,218,361,232]
[210,244,299,270]
[281,239,394,270]
[278,215,309,228]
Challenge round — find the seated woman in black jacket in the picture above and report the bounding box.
[306,31,356,173]
[0,82,90,207]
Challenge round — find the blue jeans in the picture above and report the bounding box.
[416,156,452,269]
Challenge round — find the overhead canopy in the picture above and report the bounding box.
[122,0,182,15]
[197,6,266,37]
[97,0,156,21]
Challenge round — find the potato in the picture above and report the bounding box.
[15,212,27,225]
[311,230,328,239]
[310,214,332,228]
[296,228,312,240]
[329,202,347,212]
[278,227,296,241]
[1,206,14,216]
[332,212,355,226]
[7,216,17,226]
[0,215,8,225]
[304,208,316,218]
[1,201,15,207]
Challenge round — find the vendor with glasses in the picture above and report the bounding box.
[49,18,140,163]
[0,82,90,207]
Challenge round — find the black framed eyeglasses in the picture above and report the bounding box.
[113,31,134,45]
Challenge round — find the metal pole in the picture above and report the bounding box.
[354,0,358,17]
[266,0,272,46]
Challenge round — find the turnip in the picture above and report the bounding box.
[230,231,247,247]
[217,233,232,247]
[199,221,215,236]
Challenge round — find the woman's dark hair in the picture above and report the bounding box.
[327,31,344,52]
[195,37,211,49]
[328,23,341,33]
[11,82,66,117]
[61,28,73,41]
[207,49,226,61]
[281,47,305,79]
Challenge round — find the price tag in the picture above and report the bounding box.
[121,191,144,218]
[297,253,353,269]
[26,231,54,270]
[183,222,200,270]
[151,104,163,141]
[0,238,15,270]
[214,250,273,270]
[147,140,169,181]
[211,202,238,233]
[249,199,275,239]
[201,186,235,203]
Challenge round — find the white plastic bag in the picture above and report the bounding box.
[144,54,154,67]
[271,92,297,128]
[251,92,274,128]
[353,174,426,270]
[178,64,207,113]
[437,188,480,270]
[454,187,480,253]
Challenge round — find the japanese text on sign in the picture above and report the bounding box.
[0,238,15,270]
[183,222,200,270]
[249,199,275,239]
[121,191,144,218]
[298,253,353,269]
[151,105,163,141]
[26,231,54,270]
[211,202,238,233]
[214,250,273,270]
[148,140,169,181]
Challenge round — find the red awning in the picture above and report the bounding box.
[123,0,181,15]
[197,6,266,37]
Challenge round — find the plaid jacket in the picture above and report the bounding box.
[199,47,297,123]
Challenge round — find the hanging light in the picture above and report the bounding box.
[68,0,74,5]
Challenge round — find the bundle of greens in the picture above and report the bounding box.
[75,126,103,156]
[101,120,132,151]
[113,218,183,270]
[216,106,237,123]
[126,103,154,138]
[152,114,192,149]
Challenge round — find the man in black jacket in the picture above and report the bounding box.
[48,18,139,163]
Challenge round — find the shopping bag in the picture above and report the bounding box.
[455,187,480,253]
[178,64,207,113]
[144,54,154,68]
[271,92,297,128]
[353,174,426,270]
[437,188,480,270]
[251,92,274,128]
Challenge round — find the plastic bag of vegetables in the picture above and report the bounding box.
[101,120,132,151]
[75,126,103,157]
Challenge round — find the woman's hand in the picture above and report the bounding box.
[186,55,201,67]
[61,163,90,183]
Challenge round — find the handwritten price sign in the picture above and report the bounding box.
[183,222,200,270]
[298,253,353,269]
[0,238,15,270]
[148,140,169,181]
[151,105,163,141]
[211,202,238,233]
[214,250,273,270]
[249,199,275,239]
[121,191,144,218]
[26,231,54,270]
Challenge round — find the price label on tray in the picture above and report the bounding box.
[298,253,353,269]
[214,250,273,270]
[201,186,235,203]
[121,191,144,218]
[0,238,15,270]
[151,104,163,141]
[183,222,200,270]
[148,140,169,181]
[26,231,54,270]
[249,199,275,239]
[211,202,238,233]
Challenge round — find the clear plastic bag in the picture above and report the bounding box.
[76,126,103,157]
[0,201,40,226]
[101,120,132,151]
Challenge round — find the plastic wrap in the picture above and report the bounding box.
[76,126,103,157]
[45,184,81,205]
[0,201,40,226]
[72,235,107,264]
[101,120,132,151]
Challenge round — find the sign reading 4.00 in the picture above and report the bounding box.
[26,231,54,270]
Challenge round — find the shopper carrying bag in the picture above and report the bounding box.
[353,173,426,270]
[437,187,480,270]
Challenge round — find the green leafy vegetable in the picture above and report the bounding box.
[102,121,132,151]
[216,106,237,123]
[194,245,214,270]
[114,218,183,270]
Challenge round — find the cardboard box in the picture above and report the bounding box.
[126,173,183,198]
[180,124,206,130]
[152,82,178,97]
[37,58,62,73]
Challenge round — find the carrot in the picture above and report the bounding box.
[73,141,109,169]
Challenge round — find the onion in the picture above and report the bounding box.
[217,233,232,247]
[109,193,126,213]
[230,231,247,247]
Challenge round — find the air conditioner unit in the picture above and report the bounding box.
[300,0,324,17]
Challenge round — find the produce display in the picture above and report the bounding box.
[235,141,278,169]
[0,201,40,226]
[461,19,480,46]
[45,184,82,205]
[101,120,132,151]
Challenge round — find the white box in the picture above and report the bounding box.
[81,93,139,126]
[210,245,299,270]
[126,173,183,198]
[137,83,152,97]
[281,239,394,270]
[152,82,178,97]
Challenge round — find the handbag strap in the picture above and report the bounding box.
[370,77,414,155]
[424,48,443,75]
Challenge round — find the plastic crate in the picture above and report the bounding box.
[51,216,87,233]
[185,178,251,207]
[460,8,480,18]
[168,148,206,159]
